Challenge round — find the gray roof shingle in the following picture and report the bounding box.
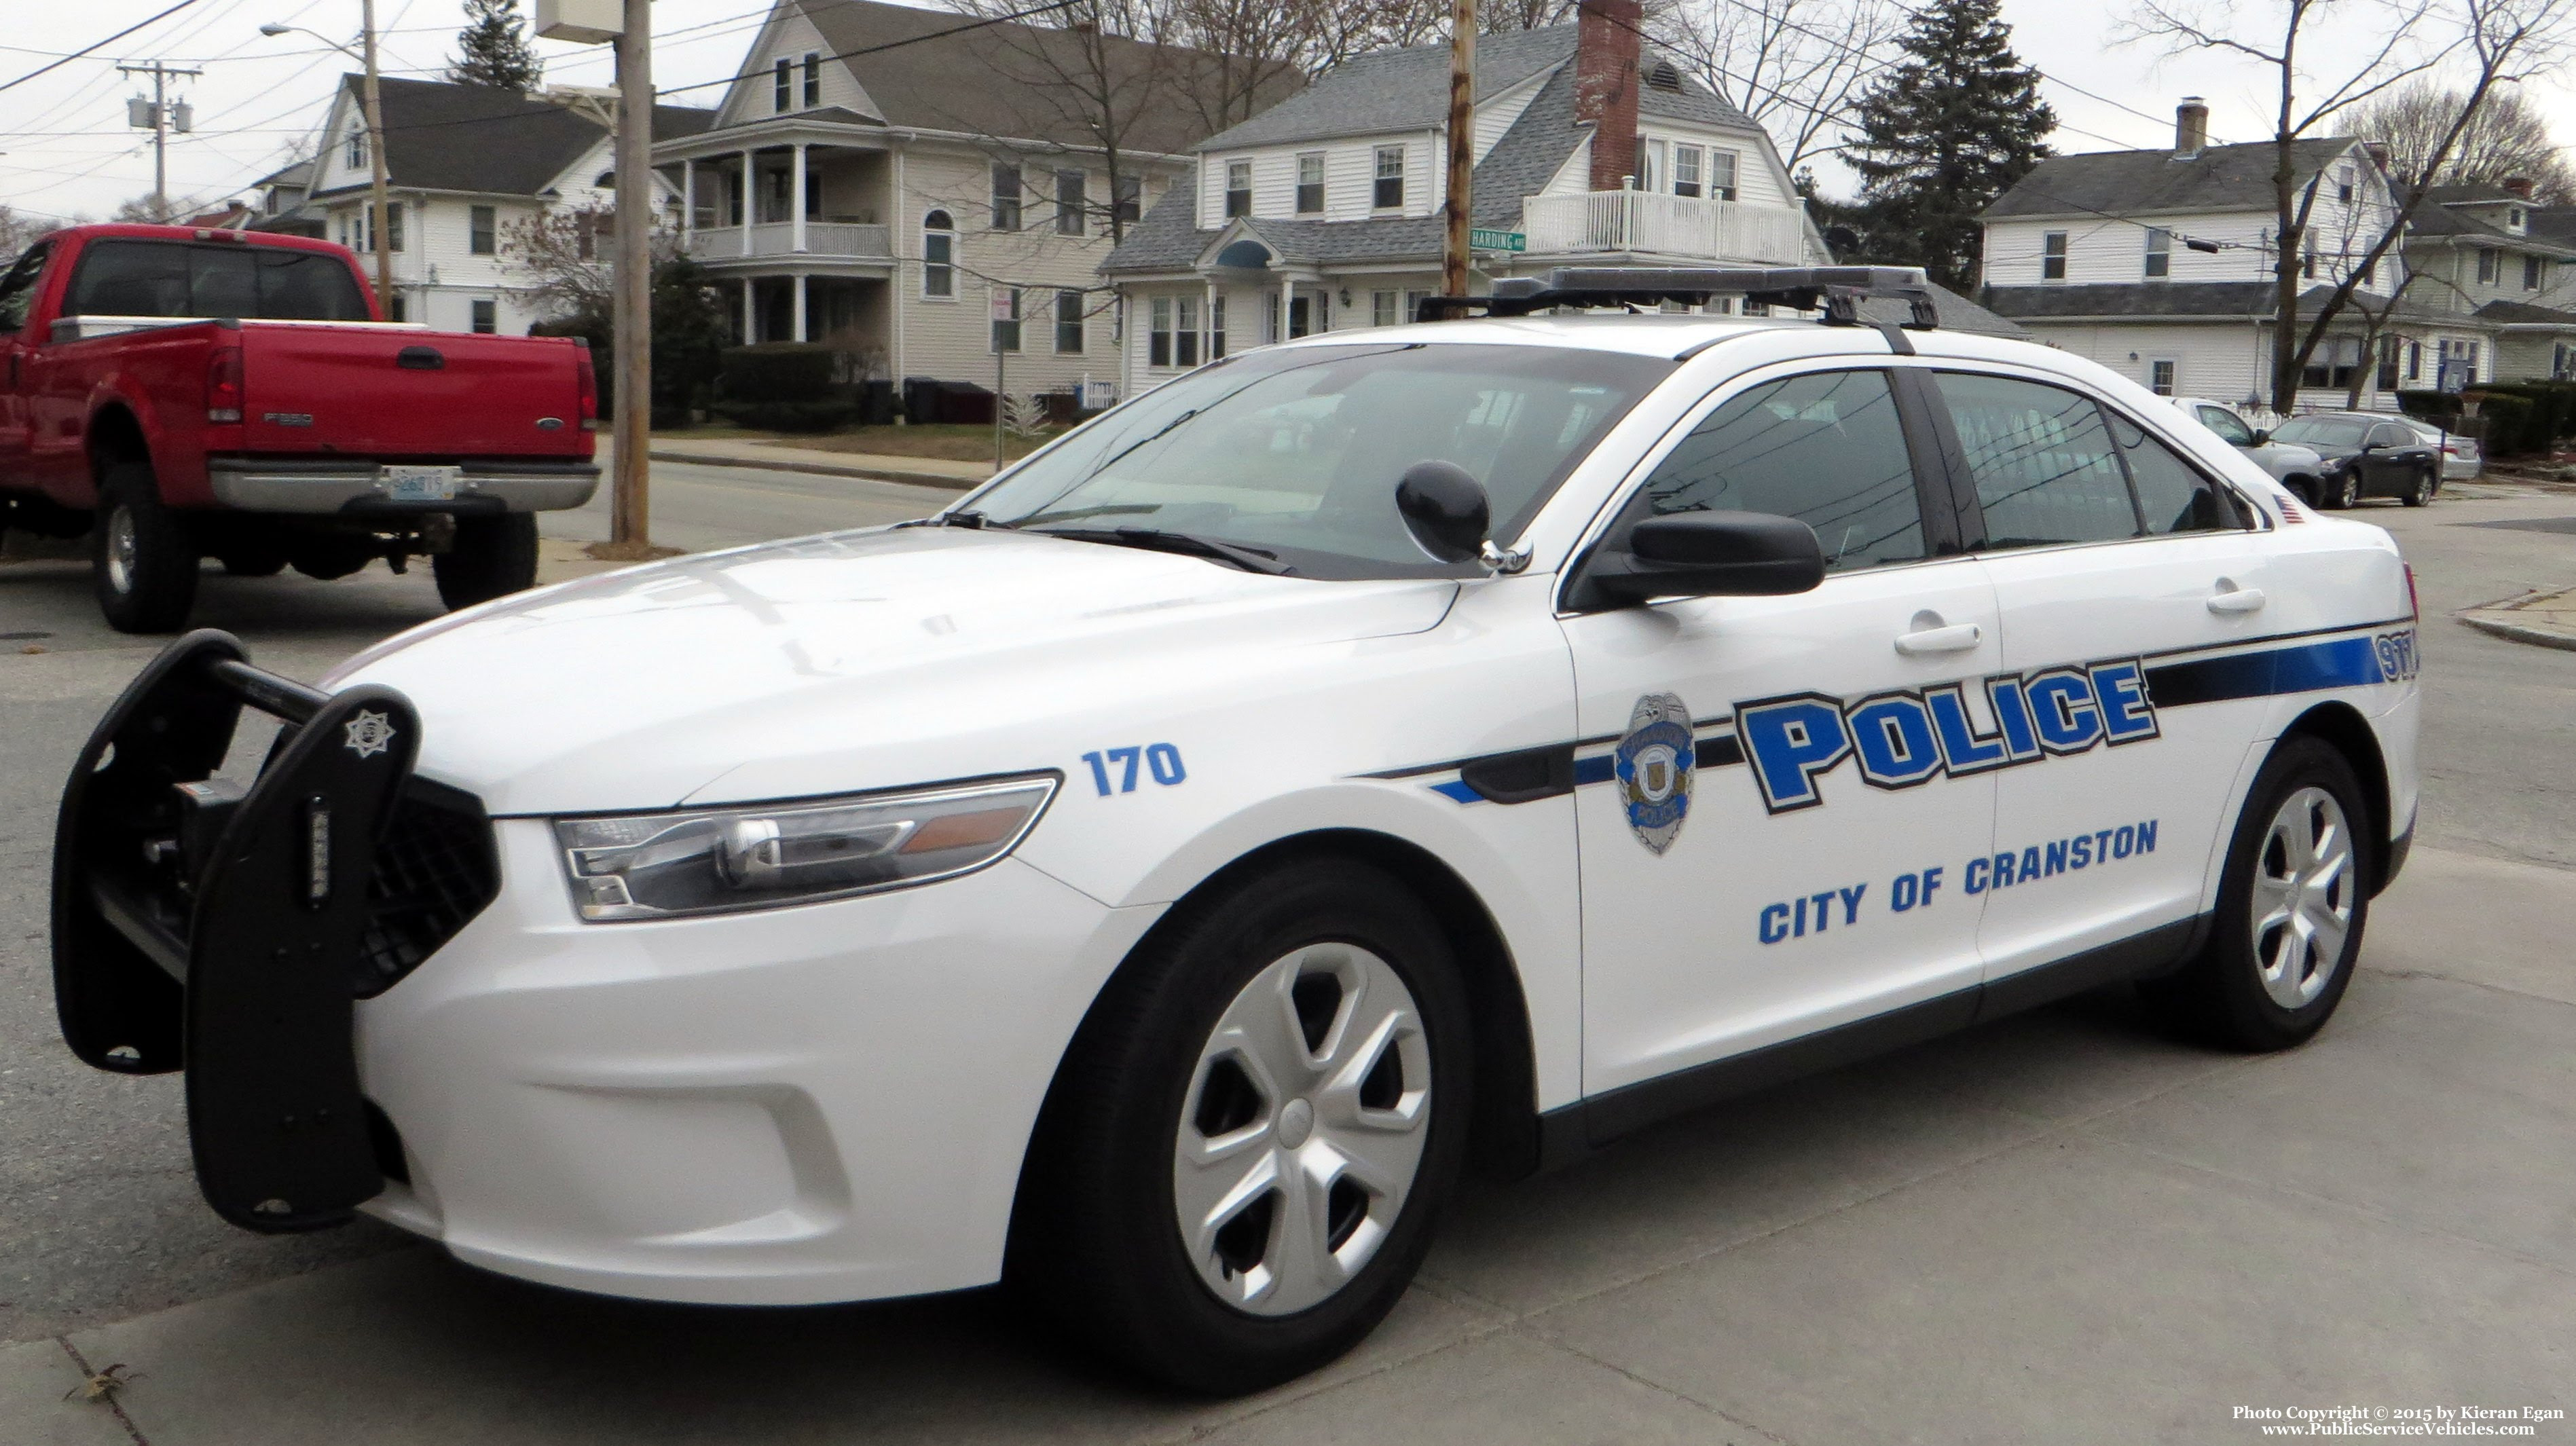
[312,75,714,198]
[1983,138,2356,221]
[2475,298,2576,326]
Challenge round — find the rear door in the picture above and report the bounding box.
[1924,369,2270,988]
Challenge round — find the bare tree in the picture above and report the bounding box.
[2347,73,2576,198]
[2131,0,2575,412]
[1,206,69,265]
[1654,0,1907,174]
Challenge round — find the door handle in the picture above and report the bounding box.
[2207,584,2267,615]
[1894,622,1983,655]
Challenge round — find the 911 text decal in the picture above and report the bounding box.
[1735,657,2158,815]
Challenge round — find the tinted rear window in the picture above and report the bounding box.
[65,240,369,322]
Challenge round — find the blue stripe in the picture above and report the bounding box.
[1429,779,1482,802]
[1572,754,1617,787]
[2144,635,2383,707]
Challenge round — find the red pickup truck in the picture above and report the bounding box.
[0,224,600,631]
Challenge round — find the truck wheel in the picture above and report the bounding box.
[92,463,200,633]
[433,513,540,610]
[1008,857,1473,1394]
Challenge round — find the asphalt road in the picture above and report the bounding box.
[1,471,2570,1443]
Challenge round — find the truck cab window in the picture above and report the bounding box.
[65,241,368,322]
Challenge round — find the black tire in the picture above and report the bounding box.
[1008,856,1474,1394]
[91,462,199,633]
[2325,471,2361,509]
[433,513,540,610]
[2283,476,2321,508]
[2141,735,2371,1052]
[2400,466,2434,507]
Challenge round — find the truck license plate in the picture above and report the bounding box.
[382,466,462,503]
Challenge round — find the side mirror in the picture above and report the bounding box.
[2251,429,2271,447]
[1574,511,1826,607]
[1395,460,1490,564]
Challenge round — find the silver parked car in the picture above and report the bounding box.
[2171,397,2330,504]
[2365,412,2482,481]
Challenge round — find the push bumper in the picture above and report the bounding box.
[206,458,599,514]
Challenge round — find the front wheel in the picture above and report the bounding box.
[92,462,200,633]
[2401,467,2435,507]
[2325,471,2361,509]
[2142,736,2370,1051]
[1009,857,1473,1394]
[432,513,539,610]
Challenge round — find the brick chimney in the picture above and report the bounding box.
[1577,0,1642,191]
[2174,96,2209,158]
[2363,142,2392,173]
[2503,176,2536,199]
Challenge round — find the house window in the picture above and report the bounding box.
[2042,231,2067,281]
[1295,153,1324,215]
[2148,358,2177,395]
[806,170,822,219]
[2335,165,2353,202]
[1225,160,1252,219]
[2406,340,2422,380]
[1404,288,1428,322]
[386,294,405,322]
[1056,169,1086,236]
[471,299,496,334]
[774,58,792,113]
[346,124,367,169]
[2144,227,2171,279]
[1054,289,1084,354]
[1209,296,1226,358]
[991,164,1023,231]
[921,210,954,298]
[1149,297,1171,367]
[384,201,403,253]
[802,52,820,108]
[991,286,1023,353]
[1673,144,1704,198]
[1175,296,1199,367]
[2510,206,2526,229]
[2303,248,2319,280]
[1372,289,1397,327]
[2301,336,2362,388]
[1374,146,1404,210]
[1708,150,1737,202]
[1114,174,1142,225]
[724,171,744,226]
[1639,137,1666,192]
[2478,248,2499,284]
[468,204,496,256]
[2378,335,2402,391]
[2525,254,2544,290]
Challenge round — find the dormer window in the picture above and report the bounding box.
[2042,231,2067,280]
[1374,146,1404,210]
[2144,227,2171,279]
[774,58,792,113]
[1225,160,1251,219]
[803,52,820,108]
[2335,165,2353,202]
[2509,206,2526,229]
[346,124,367,169]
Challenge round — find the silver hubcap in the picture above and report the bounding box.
[2251,786,2354,1008]
[105,506,138,595]
[1173,942,1431,1317]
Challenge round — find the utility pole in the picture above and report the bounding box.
[1441,0,1475,297]
[359,0,394,317]
[119,60,202,221]
[610,0,653,551]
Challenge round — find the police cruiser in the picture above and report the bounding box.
[53,267,2421,1394]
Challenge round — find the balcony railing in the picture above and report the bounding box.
[1521,191,1811,265]
[684,221,892,261]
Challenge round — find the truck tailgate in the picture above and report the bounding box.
[238,323,589,459]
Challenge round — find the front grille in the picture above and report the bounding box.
[355,781,500,997]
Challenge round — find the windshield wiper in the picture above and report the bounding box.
[897,509,1014,530]
[1029,525,1294,576]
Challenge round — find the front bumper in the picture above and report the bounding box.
[207,458,599,514]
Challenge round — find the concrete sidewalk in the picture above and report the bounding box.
[645,434,987,491]
[11,844,2572,1445]
[2461,585,2576,652]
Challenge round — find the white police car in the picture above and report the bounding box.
[54,267,2421,1394]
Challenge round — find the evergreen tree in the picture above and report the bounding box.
[1841,0,2053,291]
[449,0,542,92]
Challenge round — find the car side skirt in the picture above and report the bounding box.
[1534,916,2205,1169]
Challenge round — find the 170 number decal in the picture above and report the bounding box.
[1081,744,1187,795]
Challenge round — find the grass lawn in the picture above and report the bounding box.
[663,422,1067,463]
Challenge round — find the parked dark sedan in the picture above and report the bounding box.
[2266,413,2442,508]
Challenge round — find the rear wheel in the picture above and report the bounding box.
[1009,857,1472,1394]
[433,513,539,610]
[92,462,199,633]
[2142,736,2370,1051]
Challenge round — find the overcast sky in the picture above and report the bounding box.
[2,0,2569,223]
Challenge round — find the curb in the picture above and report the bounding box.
[646,448,980,492]
[2458,613,2576,652]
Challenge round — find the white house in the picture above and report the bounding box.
[1100,0,1867,396]
[647,0,1295,401]
[2398,181,2576,382]
[292,75,711,335]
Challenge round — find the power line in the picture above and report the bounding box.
[0,0,202,94]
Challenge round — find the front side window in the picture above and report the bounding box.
[468,204,496,255]
[1373,147,1403,209]
[1295,153,1324,215]
[1054,289,1084,354]
[991,164,1023,231]
[65,240,369,322]
[471,298,497,333]
[2042,231,2067,281]
[1937,372,2137,549]
[921,210,954,298]
[2194,405,2255,446]
[1225,160,1252,219]
[1673,144,1704,198]
[1632,369,1926,572]
[2144,227,2171,279]
[1056,169,1086,236]
[970,343,1674,579]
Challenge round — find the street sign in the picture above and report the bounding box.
[991,289,1016,322]
[1469,229,1526,253]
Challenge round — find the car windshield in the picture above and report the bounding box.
[967,341,1676,579]
[2270,417,2371,447]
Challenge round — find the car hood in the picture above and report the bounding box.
[2248,441,2323,472]
[327,527,1460,814]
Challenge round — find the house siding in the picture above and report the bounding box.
[716,3,875,128]
[1200,133,1444,225]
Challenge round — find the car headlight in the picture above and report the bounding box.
[553,774,1060,921]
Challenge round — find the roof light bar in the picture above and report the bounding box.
[1415,265,1941,331]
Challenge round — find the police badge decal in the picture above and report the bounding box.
[1614,692,1695,855]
